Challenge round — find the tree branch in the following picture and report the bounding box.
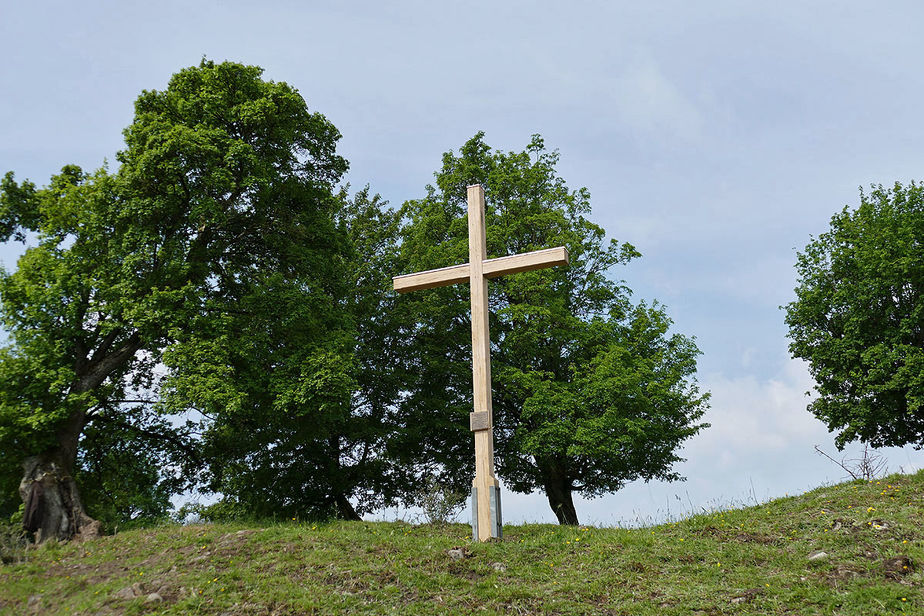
[73,333,143,394]
[87,413,202,467]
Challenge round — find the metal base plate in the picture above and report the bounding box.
[471,485,502,540]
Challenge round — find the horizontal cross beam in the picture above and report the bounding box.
[393,246,569,294]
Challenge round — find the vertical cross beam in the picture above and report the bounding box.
[467,185,502,541]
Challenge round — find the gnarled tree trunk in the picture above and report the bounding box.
[20,455,100,543]
[19,409,100,543]
[19,334,142,542]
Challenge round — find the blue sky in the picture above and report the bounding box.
[3,1,924,525]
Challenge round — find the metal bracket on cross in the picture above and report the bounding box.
[471,484,502,540]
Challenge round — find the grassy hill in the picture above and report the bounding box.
[1,471,922,615]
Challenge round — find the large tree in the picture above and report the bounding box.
[393,134,708,524]
[175,186,414,521]
[786,182,924,449]
[0,60,350,540]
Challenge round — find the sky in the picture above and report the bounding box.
[2,1,924,526]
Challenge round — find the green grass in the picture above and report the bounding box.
[2,472,923,615]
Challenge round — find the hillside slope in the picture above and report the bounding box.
[2,471,922,615]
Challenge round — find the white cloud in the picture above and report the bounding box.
[606,56,705,141]
[500,358,924,527]
[690,358,821,458]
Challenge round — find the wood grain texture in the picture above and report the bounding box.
[392,262,470,293]
[467,185,499,541]
[483,246,569,278]
[392,247,568,293]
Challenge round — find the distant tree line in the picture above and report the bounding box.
[0,60,712,541]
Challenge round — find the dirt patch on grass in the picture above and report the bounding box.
[733,531,778,544]
[883,555,914,580]
[694,525,780,545]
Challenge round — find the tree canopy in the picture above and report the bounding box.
[786,182,924,449]
[178,186,413,521]
[1,63,711,533]
[392,133,709,524]
[0,60,354,538]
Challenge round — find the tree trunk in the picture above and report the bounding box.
[326,434,361,521]
[19,335,142,542]
[335,493,362,521]
[20,411,100,543]
[542,465,579,525]
[20,455,101,543]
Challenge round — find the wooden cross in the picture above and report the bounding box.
[393,184,568,541]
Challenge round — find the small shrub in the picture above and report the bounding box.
[1,510,29,564]
[174,499,247,524]
[416,476,466,524]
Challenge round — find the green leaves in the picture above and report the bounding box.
[395,133,708,521]
[786,182,924,448]
[0,172,39,242]
[0,59,356,526]
[1,64,710,528]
